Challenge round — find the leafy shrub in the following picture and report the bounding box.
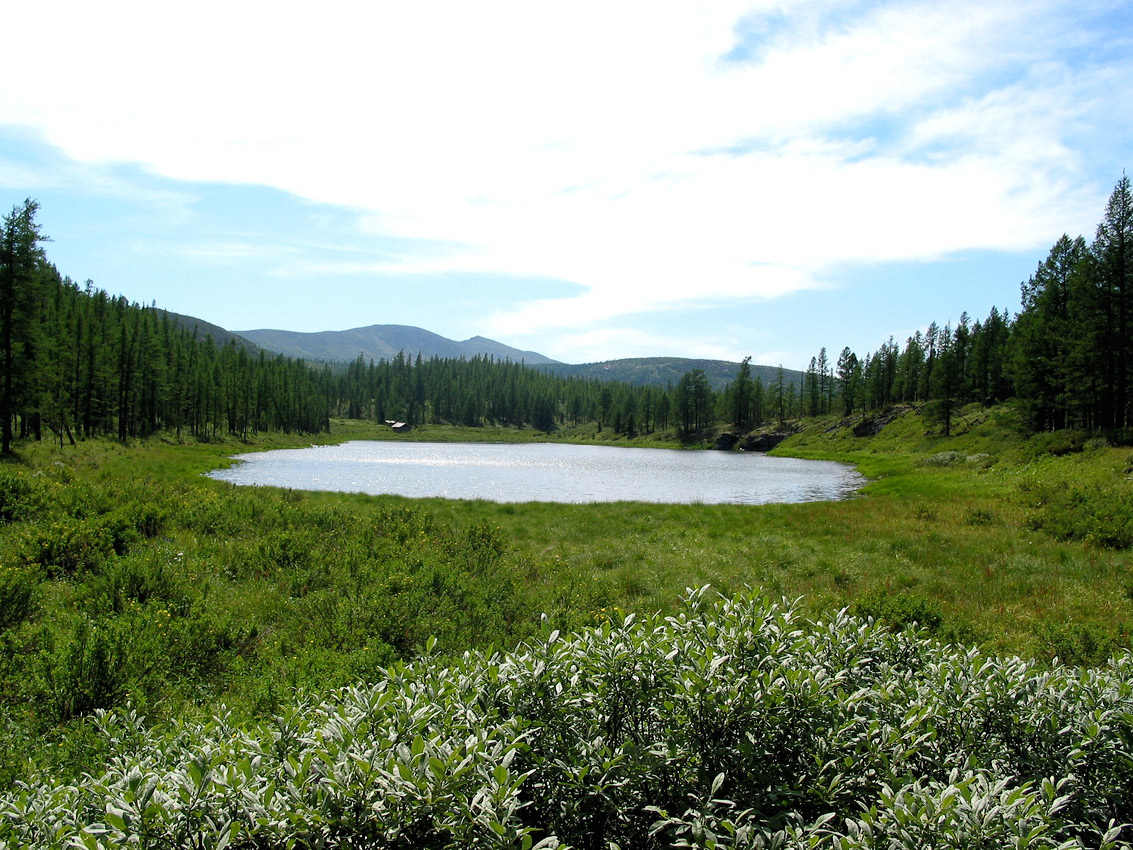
[966,452,995,468]
[919,451,995,469]
[0,469,34,523]
[919,450,966,467]
[95,512,140,557]
[44,617,133,722]
[0,566,37,632]
[1037,619,1120,666]
[1028,484,1133,549]
[80,555,183,616]
[853,589,944,634]
[454,519,506,573]
[965,506,996,526]
[913,503,936,521]
[1023,430,1089,459]
[4,589,1132,849]
[118,500,167,539]
[22,518,116,576]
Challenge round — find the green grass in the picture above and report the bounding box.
[2,404,1133,788]
[324,408,1133,663]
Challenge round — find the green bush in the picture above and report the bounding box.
[1028,484,1133,549]
[79,555,183,616]
[22,518,116,576]
[45,617,133,722]
[0,565,36,632]
[0,469,34,523]
[118,499,167,539]
[852,589,944,634]
[4,589,1132,849]
[1037,619,1121,666]
[1023,430,1090,459]
[965,506,997,526]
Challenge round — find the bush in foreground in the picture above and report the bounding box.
[2,588,1131,849]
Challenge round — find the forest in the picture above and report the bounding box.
[2,176,1131,450]
[355,173,1131,440]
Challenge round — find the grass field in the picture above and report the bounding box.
[1,404,1132,788]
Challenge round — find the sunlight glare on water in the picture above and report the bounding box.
[209,441,864,505]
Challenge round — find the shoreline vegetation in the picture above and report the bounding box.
[2,407,1132,737]
[2,409,1133,846]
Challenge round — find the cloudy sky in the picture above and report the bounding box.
[2,1,1130,368]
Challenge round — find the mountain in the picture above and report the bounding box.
[543,357,803,391]
[158,310,260,351]
[234,324,560,365]
[197,321,800,391]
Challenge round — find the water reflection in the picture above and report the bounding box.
[210,441,864,506]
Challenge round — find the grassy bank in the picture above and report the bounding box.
[1,404,1132,789]
[394,404,1133,661]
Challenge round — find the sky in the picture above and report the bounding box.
[1,1,1131,369]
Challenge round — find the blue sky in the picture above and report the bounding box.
[2,1,1130,369]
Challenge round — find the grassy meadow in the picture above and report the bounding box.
[393,404,1133,661]
[1,403,1132,796]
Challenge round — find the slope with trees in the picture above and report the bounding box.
[5,176,1133,453]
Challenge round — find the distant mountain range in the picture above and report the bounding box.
[160,316,801,391]
[234,324,559,366]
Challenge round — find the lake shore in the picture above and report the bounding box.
[2,404,1131,789]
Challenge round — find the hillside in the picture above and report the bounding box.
[233,326,801,391]
[545,356,803,390]
[158,309,259,351]
[235,324,559,365]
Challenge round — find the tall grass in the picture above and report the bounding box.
[2,405,1133,794]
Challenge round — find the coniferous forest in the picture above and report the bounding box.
[3,177,1132,450]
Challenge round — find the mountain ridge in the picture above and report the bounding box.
[235,324,559,366]
[226,322,802,390]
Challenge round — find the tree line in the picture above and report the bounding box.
[3,177,1130,450]
[795,174,1132,437]
[1,199,333,450]
[0,197,795,446]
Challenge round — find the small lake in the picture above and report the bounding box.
[209,441,864,505]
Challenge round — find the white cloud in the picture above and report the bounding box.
[1,0,1126,348]
[535,324,748,365]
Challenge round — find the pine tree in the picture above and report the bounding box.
[1011,235,1087,430]
[1093,174,1133,428]
[0,199,47,453]
[730,356,754,429]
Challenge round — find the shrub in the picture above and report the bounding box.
[80,555,183,616]
[95,512,140,557]
[0,566,36,632]
[4,589,1132,849]
[853,589,944,634]
[919,450,966,467]
[1037,619,1120,666]
[1023,430,1089,459]
[0,469,34,523]
[119,500,167,539]
[22,518,116,576]
[965,506,997,526]
[44,617,133,722]
[1028,484,1133,550]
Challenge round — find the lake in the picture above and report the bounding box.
[209,441,865,505]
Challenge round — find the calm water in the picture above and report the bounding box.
[209,441,864,505]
